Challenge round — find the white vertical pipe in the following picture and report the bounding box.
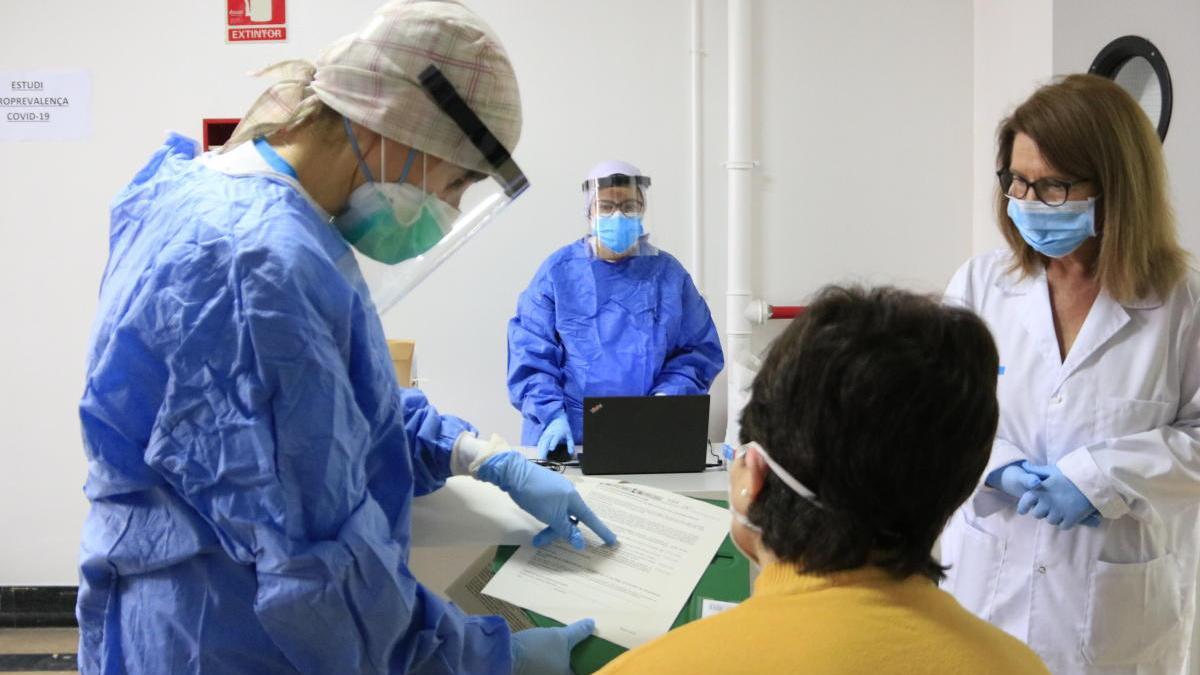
[689,0,704,291]
[725,0,754,445]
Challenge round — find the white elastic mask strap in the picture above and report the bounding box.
[746,442,824,508]
[729,504,762,533]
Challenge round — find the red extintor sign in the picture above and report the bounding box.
[227,0,287,43]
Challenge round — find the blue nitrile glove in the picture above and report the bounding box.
[537,412,576,460]
[512,619,595,675]
[985,462,1043,499]
[477,451,618,549]
[1017,462,1100,529]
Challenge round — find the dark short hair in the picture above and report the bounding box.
[739,285,999,581]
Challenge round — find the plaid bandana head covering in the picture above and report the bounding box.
[223,0,522,179]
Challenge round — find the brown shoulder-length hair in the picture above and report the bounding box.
[995,74,1188,303]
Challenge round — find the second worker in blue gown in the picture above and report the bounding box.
[507,160,724,458]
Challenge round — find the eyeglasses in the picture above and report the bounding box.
[996,170,1092,207]
[595,199,645,218]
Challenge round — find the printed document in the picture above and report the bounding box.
[481,479,730,649]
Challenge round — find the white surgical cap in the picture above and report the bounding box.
[223,0,522,178]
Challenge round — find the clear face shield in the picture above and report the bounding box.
[332,65,529,315]
[582,174,652,258]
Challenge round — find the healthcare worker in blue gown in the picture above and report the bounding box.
[76,2,615,673]
[507,161,724,458]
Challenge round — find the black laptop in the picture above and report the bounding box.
[578,395,710,475]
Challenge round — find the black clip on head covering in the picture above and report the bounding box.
[418,64,529,199]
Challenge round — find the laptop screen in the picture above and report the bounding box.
[581,395,710,475]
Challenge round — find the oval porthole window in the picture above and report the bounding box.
[1089,35,1173,141]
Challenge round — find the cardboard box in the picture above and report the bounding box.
[387,340,416,387]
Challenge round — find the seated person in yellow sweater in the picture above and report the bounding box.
[599,285,1049,674]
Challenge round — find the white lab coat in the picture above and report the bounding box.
[939,249,1200,675]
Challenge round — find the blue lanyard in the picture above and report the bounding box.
[253,136,299,180]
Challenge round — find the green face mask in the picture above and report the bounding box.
[336,183,457,265]
[332,118,461,265]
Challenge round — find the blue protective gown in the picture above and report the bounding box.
[507,238,723,446]
[77,135,511,674]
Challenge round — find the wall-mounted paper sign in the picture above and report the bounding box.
[0,70,92,142]
[227,0,287,43]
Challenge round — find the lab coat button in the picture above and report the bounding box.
[1037,565,1047,574]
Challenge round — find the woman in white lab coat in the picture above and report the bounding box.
[940,73,1199,674]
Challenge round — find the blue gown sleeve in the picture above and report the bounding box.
[651,269,725,395]
[507,261,567,429]
[396,386,475,496]
[142,242,510,674]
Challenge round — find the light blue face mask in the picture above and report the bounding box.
[594,214,643,254]
[1006,196,1097,258]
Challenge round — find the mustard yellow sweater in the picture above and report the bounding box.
[598,564,1048,674]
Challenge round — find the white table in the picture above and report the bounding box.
[559,466,729,499]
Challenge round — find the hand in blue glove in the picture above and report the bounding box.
[1017,462,1100,530]
[512,619,595,675]
[537,412,576,460]
[478,451,618,549]
[985,462,1043,499]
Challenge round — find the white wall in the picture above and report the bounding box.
[1,0,972,585]
[972,0,1054,255]
[1051,0,1200,257]
[748,0,974,360]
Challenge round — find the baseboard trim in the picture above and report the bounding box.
[0,587,77,628]
[0,653,79,671]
